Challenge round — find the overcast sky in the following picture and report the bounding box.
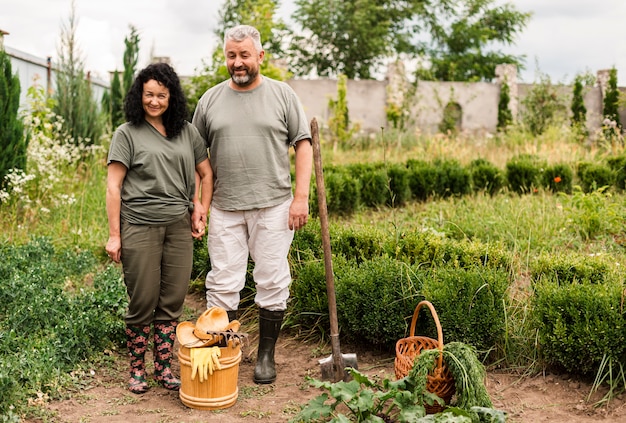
[2,0,625,85]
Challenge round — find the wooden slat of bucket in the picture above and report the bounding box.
[178,342,242,410]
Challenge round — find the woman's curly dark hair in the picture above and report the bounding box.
[123,62,189,139]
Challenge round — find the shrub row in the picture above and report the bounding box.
[308,154,626,216]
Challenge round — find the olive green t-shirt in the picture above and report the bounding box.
[107,121,208,225]
[192,77,311,211]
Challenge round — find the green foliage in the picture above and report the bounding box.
[53,3,104,145]
[0,49,27,193]
[439,102,462,135]
[570,74,587,134]
[433,159,472,198]
[317,167,361,217]
[577,162,614,193]
[529,251,613,285]
[533,279,625,376]
[497,81,512,131]
[122,25,140,96]
[390,231,512,271]
[505,154,543,194]
[109,70,124,128]
[421,267,509,352]
[108,25,140,129]
[347,163,389,208]
[602,67,621,131]
[468,159,505,196]
[407,159,437,201]
[541,163,573,194]
[386,163,412,207]
[414,0,530,82]
[0,238,126,417]
[560,186,622,241]
[606,155,626,191]
[291,346,503,423]
[290,0,415,79]
[337,257,421,347]
[520,72,567,136]
[332,224,387,265]
[327,74,360,150]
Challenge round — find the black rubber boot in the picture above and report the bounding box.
[253,308,284,384]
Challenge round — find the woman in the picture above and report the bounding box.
[105,62,212,394]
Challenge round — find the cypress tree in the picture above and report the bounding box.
[603,67,621,129]
[0,49,27,192]
[497,81,513,131]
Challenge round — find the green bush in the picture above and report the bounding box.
[312,166,361,217]
[386,162,411,207]
[529,251,614,285]
[577,162,614,193]
[331,225,386,265]
[469,158,505,196]
[289,258,332,335]
[336,257,422,347]
[389,230,512,271]
[506,154,544,194]
[347,163,389,207]
[533,279,625,375]
[421,266,510,354]
[542,163,573,194]
[433,159,472,198]
[606,155,626,191]
[406,159,437,201]
[0,238,126,417]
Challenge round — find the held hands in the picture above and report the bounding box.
[190,346,222,382]
[191,201,207,239]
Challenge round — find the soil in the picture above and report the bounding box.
[27,294,626,423]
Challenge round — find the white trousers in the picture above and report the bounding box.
[205,198,294,311]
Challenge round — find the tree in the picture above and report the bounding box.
[289,0,529,81]
[603,67,621,129]
[184,0,289,116]
[570,74,587,136]
[0,48,27,192]
[415,0,531,82]
[122,26,140,95]
[289,0,417,79]
[497,80,512,131]
[109,70,124,128]
[109,25,140,128]
[53,0,103,146]
[520,72,566,136]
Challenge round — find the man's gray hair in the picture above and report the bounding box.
[223,25,263,53]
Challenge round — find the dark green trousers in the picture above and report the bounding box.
[121,214,193,325]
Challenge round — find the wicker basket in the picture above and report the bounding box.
[394,300,455,413]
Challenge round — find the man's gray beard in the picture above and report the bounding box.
[231,70,258,87]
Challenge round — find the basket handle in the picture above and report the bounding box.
[408,300,445,367]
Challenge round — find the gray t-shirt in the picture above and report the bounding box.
[192,77,311,211]
[107,121,208,225]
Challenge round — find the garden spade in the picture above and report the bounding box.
[310,118,358,382]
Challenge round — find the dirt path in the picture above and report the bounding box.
[25,296,626,423]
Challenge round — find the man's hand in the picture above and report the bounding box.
[288,197,309,231]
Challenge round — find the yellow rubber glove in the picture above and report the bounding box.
[211,347,222,371]
[191,348,214,382]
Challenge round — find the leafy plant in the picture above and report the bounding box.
[291,341,504,422]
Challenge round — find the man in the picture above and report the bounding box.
[192,24,312,384]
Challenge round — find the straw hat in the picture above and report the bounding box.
[176,306,240,347]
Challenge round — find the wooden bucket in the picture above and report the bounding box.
[178,341,242,410]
